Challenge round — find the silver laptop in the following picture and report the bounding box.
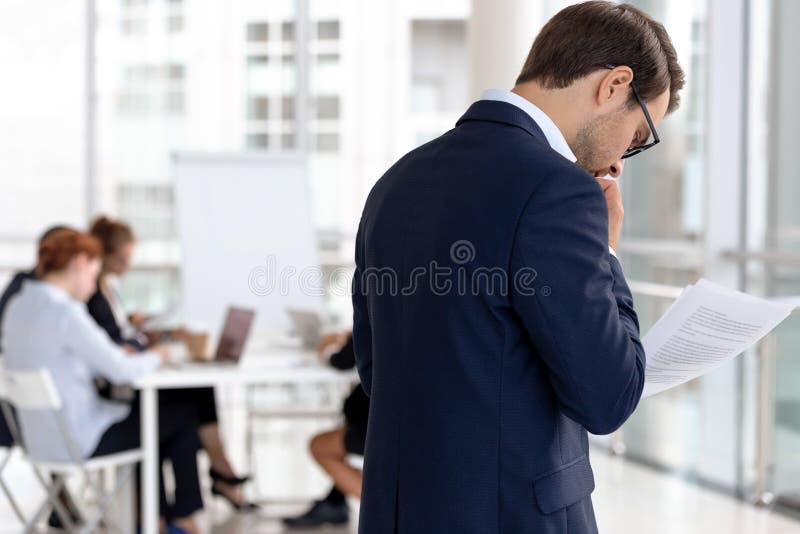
[286,308,322,349]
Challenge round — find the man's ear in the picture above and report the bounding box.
[597,66,634,108]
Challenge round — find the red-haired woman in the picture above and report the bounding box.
[1,229,203,533]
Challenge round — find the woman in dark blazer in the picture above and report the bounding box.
[87,216,256,511]
[283,331,369,528]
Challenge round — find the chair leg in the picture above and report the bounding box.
[21,475,66,533]
[112,464,136,534]
[106,468,134,533]
[24,498,52,534]
[0,477,27,525]
[0,448,53,528]
[78,471,109,534]
[0,456,28,524]
[26,470,76,533]
[23,499,51,534]
[80,463,138,534]
[94,470,121,534]
[0,449,26,522]
[104,467,136,534]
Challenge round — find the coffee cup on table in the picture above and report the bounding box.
[183,330,211,361]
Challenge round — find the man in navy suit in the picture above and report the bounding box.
[352,2,686,533]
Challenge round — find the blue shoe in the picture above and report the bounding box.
[167,524,190,534]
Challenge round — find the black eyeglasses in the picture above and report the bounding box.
[605,64,660,159]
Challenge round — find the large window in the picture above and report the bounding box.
[610,0,712,481]
[90,0,474,315]
[244,2,299,154]
[0,1,86,249]
[763,0,800,507]
[609,0,800,508]
[409,19,468,146]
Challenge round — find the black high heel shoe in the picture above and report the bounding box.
[209,469,259,512]
[209,467,251,486]
[210,484,260,512]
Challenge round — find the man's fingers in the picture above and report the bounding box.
[595,177,624,251]
[596,177,621,198]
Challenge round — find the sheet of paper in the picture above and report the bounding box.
[641,279,795,398]
[140,303,181,331]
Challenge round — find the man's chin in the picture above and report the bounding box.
[574,159,592,174]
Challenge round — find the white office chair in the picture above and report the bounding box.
[0,358,30,525]
[0,367,141,533]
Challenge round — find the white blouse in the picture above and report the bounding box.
[103,275,147,345]
[1,279,160,461]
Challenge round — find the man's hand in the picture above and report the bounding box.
[595,177,623,252]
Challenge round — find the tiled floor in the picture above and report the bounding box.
[3,450,800,533]
[202,450,800,534]
[590,453,800,534]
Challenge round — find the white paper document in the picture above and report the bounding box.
[641,279,795,398]
[139,303,181,331]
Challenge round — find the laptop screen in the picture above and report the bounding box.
[215,307,256,362]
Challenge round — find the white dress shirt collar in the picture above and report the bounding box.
[480,89,577,163]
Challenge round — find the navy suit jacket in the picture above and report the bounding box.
[352,100,646,534]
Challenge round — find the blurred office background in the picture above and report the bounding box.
[1,0,799,531]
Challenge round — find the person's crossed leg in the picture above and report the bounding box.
[310,428,362,497]
[282,426,364,529]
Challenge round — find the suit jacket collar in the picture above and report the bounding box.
[456,100,549,144]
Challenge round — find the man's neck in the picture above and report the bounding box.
[510,83,582,147]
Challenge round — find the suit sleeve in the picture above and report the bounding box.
[352,215,373,396]
[510,169,645,435]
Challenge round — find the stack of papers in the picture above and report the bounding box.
[642,279,795,398]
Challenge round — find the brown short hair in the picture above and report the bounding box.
[37,229,102,277]
[516,1,685,114]
[89,216,135,255]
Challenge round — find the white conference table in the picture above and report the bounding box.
[134,347,358,534]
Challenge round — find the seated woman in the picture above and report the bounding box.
[0,225,84,529]
[283,331,369,528]
[87,216,256,511]
[1,229,203,533]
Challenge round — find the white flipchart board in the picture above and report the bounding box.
[173,153,322,341]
